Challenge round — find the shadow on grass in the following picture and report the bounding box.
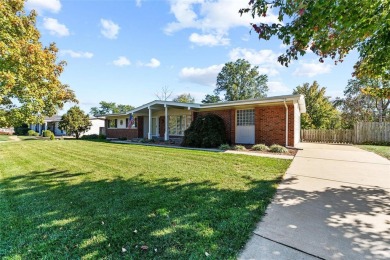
[0,168,280,259]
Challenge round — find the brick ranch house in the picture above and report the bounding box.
[104,94,306,147]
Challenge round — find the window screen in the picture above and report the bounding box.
[169,115,192,135]
[237,109,254,126]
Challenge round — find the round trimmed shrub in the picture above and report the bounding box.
[50,134,55,140]
[219,144,231,150]
[269,144,288,153]
[232,145,246,151]
[42,130,53,137]
[27,130,39,136]
[252,144,269,151]
[182,114,226,148]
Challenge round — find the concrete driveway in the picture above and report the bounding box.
[239,143,390,259]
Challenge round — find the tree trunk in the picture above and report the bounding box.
[75,132,79,139]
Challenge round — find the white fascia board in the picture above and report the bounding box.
[130,100,200,114]
[200,95,303,109]
[104,113,129,118]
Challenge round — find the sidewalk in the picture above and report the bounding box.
[239,143,390,259]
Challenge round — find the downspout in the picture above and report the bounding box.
[283,99,288,147]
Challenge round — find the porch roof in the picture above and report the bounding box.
[129,100,201,115]
[105,94,306,118]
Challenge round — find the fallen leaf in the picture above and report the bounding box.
[154,248,157,252]
[205,252,210,257]
[101,221,104,225]
[141,245,148,251]
[122,247,127,253]
[133,229,137,233]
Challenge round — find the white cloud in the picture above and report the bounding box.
[43,18,69,37]
[293,61,332,77]
[113,56,131,67]
[61,50,94,59]
[100,19,120,39]
[268,81,291,94]
[25,0,61,13]
[180,64,223,86]
[135,0,142,7]
[229,48,281,76]
[165,0,279,45]
[145,58,161,68]
[189,33,229,46]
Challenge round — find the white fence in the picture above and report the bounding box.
[301,122,390,144]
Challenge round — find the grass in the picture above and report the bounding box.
[358,145,390,160]
[0,140,291,259]
[0,135,11,141]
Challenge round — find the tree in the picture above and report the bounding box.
[293,81,340,129]
[155,86,173,101]
[202,94,222,104]
[59,106,92,139]
[335,78,390,127]
[240,1,390,80]
[0,0,77,127]
[215,59,268,101]
[173,93,195,103]
[90,101,134,116]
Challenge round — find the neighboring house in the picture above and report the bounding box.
[30,116,65,136]
[30,116,105,136]
[0,127,14,135]
[104,94,306,147]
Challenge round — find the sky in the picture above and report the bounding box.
[24,0,359,114]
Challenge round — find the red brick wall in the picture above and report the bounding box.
[255,105,294,146]
[106,128,138,139]
[198,109,235,144]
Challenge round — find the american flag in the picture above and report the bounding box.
[128,114,135,128]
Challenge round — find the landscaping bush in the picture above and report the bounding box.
[27,130,39,136]
[252,144,270,151]
[50,134,55,140]
[232,145,246,151]
[14,124,29,135]
[219,144,231,150]
[181,114,226,148]
[98,134,106,140]
[42,130,53,137]
[81,134,99,140]
[269,144,288,153]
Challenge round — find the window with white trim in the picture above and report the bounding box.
[237,109,255,126]
[169,115,192,135]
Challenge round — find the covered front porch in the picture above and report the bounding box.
[104,100,200,141]
[130,100,200,141]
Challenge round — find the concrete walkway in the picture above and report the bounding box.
[239,143,390,260]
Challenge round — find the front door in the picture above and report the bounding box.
[144,117,158,138]
[236,109,255,144]
[151,118,158,136]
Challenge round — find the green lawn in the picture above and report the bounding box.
[0,135,10,141]
[0,140,291,259]
[358,145,390,160]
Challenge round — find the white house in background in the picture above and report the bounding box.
[30,116,105,136]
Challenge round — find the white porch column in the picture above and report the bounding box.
[44,122,47,131]
[164,104,168,141]
[148,106,152,139]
